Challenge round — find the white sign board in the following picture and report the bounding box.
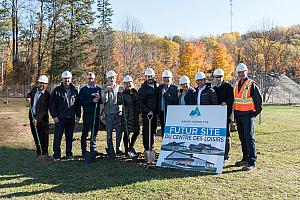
[156,105,227,174]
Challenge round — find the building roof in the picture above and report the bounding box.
[189,143,222,151]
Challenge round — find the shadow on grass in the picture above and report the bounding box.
[256,129,300,136]
[0,146,207,198]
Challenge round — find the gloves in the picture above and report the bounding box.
[32,119,38,126]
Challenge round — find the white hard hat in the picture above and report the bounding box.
[123,75,133,83]
[86,72,95,79]
[179,75,190,84]
[195,72,206,80]
[213,68,224,76]
[38,75,49,84]
[145,67,155,76]
[61,71,72,78]
[162,70,173,78]
[106,70,117,78]
[236,63,248,72]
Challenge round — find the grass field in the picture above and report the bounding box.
[0,98,299,199]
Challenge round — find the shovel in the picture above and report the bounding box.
[144,113,155,165]
[29,104,43,156]
[85,102,98,163]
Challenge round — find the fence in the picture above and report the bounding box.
[1,82,299,104]
[0,84,82,98]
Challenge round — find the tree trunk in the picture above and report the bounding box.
[11,0,16,70]
[37,0,44,78]
[15,0,19,62]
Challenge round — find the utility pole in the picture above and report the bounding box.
[230,0,233,33]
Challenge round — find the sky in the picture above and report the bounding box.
[94,0,300,38]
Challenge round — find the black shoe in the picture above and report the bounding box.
[105,148,116,160]
[52,158,60,162]
[242,164,256,171]
[129,147,137,154]
[66,156,73,160]
[116,151,124,156]
[81,152,87,158]
[235,160,248,166]
[128,151,138,159]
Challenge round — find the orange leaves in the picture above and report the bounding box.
[212,43,235,80]
[178,42,208,83]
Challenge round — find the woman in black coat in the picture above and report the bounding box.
[117,75,140,158]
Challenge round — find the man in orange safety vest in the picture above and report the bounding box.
[234,63,262,171]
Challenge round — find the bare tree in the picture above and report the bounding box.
[118,17,142,75]
[243,20,290,101]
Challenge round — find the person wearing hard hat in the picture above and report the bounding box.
[26,75,51,160]
[101,70,123,159]
[158,70,179,138]
[117,75,140,159]
[178,75,195,105]
[234,63,262,171]
[190,72,218,105]
[213,68,234,162]
[49,71,81,161]
[79,72,102,157]
[137,67,158,156]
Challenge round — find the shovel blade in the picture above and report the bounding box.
[144,151,154,164]
[149,150,155,163]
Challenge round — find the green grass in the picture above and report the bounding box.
[0,98,299,199]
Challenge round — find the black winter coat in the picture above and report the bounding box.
[213,81,234,122]
[179,87,196,105]
[137,81,159,115]
[117,88,140,133]
[157,84,179,112]
[79,85,101,113]
[49,83,81,119]
[190,84,218,105]
[27,87,51,124]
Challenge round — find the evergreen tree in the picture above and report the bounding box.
[96,0,114,84]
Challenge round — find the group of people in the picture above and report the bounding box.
[26,62,262,171]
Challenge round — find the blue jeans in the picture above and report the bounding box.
[81,112,99,153]
[105,113,122,158]
[235,114,257,166]
[53,118,75,159]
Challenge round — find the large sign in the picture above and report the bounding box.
[156,105,227,174]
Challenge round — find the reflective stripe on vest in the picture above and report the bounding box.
[234,79,256,112]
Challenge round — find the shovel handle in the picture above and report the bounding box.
[147,113,153,120]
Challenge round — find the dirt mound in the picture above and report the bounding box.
[267,74,300,104]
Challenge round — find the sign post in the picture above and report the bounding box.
[156,105,227,174]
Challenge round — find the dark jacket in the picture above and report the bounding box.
[117,88,140,133]
[179,87,196,105]
[27,87,51,124]
[213,81,234,121]
[49,83,81,119]
[234,77,262,117]
[158,84,179,112]
[79,85,101,114]
[189,83,218,105]
[137,81,159,115]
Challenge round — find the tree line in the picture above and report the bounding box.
[0,0,299,94]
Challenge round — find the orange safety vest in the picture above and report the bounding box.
[234,79,256,112]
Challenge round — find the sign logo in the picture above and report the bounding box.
[189,107,201,118]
